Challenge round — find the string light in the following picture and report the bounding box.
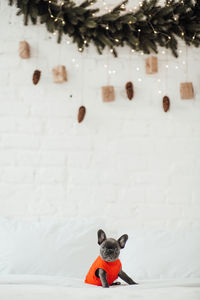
[48,0,65,26]
[136,67,140,71]
[78,47,83,52]
[138,78,142,82]
[106,26,109,30]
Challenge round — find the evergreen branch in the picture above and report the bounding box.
[8,0,200,57]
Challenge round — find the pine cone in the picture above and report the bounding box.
[78,106,86,123]
[32,70,41,85]
[163,96,170,112]
[125,81,134,100]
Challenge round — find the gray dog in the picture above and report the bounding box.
[85,229,137,288]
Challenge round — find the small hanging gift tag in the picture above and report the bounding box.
[180,82,194,99]
[32,70,41,85]
[52,65,67,83]
[125,82,134,100]
[19,41,30,59]
[102,86,115,102]
[163,96,170,112]
[146,56,158,74]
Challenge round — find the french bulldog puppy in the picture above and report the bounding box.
[85,229,137,288]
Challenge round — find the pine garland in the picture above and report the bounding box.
[9,0,200,57]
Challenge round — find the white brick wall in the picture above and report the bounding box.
[0,0,200,230]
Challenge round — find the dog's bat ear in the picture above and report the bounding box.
[97,229,107,245]
[118,234,128,249]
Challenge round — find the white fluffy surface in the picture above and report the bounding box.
[0,218,200,280]
[0,276,200,300]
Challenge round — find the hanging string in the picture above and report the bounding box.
[80,51,85,106]
[165,49,169,95]
[106,49,110,86]
[185,45,188,82]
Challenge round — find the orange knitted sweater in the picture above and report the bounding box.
[85,256,121,286]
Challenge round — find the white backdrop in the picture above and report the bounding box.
[0,0,200,233]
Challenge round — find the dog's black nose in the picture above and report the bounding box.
[107,248,114,254]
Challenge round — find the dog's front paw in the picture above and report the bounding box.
[111,282,121,286]
[103,284,109,288]
[129,281,138,285]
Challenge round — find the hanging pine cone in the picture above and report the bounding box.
[125,81,134,100]
[32,70,41,85]
[78,106,86,123]
[163,96,170,112]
